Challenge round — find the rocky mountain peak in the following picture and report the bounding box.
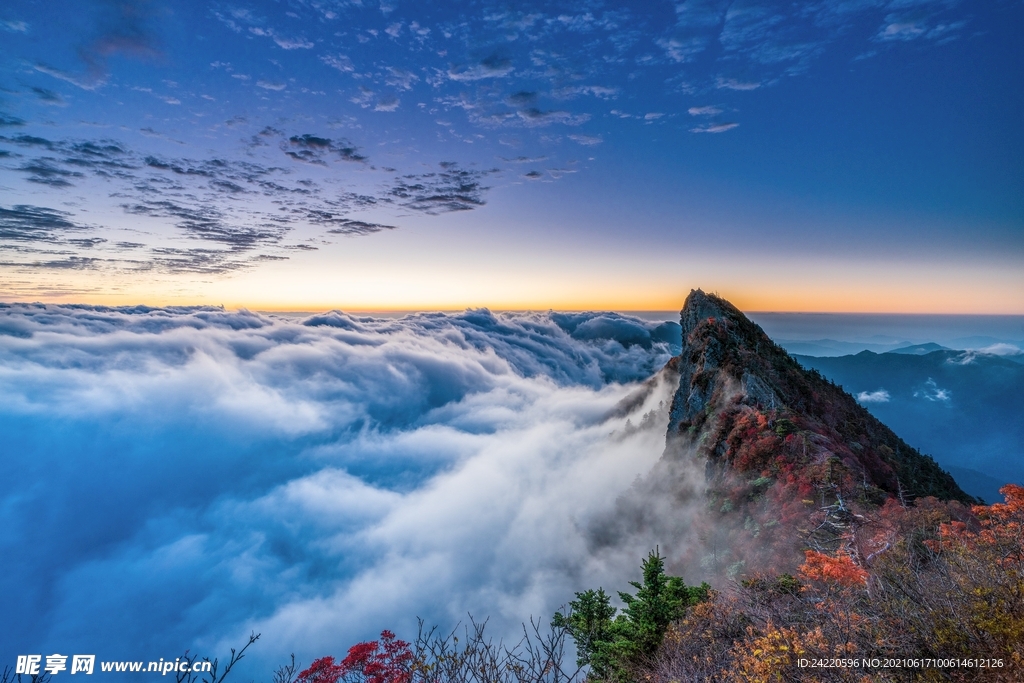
[669,289,787,438]
[659,290,972,574]
[679,288,733,338]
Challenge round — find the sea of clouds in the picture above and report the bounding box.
[0,304,689,676]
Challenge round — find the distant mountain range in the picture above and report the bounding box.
[775,337,1024,360]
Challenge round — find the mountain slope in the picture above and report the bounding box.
[792,349,1024,502]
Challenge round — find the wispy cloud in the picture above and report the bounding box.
[29,87,66,106]
[271,35,314,50]
[688,105,723,116]
[568,134,602,146]
[284,134,367,165]
[516,108,590,127]
[716,77,761,91]
[34,64,106,91]
[321,54,355,73]
[914,378,951,402]
[66,0,162,89]
[304,213,396,235]
[375,96,400,112]
[977,343,1022,357]
[447,55,514,82]
[2,19,28,32]
[18,158,85,186]
[384,67,418,91]
[388,162,495,213]
[877,15,966,43]
[0,123,507,275]
[552,85,619,100]
[690,122,739,133]
[0,204,94,243]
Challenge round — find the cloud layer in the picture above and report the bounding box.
[0,304,689,675]
[0,127,494,274]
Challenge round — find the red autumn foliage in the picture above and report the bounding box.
[797,550,868,588]
[296,631,413,683]
[930,483,1024,566]
[295,657,346,683]
[647,487,1024,682]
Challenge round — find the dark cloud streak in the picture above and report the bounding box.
[0,204,93,243]
[284,134,367,165]
[1,123,505,275]
[388,162,493,214]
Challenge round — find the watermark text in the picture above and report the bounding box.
[16,655,213,676]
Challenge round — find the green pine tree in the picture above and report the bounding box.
[552,549,710,682]
[552,588,618,676]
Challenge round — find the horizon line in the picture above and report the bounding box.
[3,299,1024,317]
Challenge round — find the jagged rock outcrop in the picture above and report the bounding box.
[668,289,969,502]
[660,289,973,576]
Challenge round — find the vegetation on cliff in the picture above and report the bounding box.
[647,484,1024,682]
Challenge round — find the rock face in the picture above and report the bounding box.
[661,290,972,575]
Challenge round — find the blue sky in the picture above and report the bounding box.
[1,0,1022,310]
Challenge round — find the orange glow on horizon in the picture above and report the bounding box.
[3,248,1021,315]
[8,290,1021,315]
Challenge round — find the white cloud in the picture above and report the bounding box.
[977,343,1022,357]
[656,36,710,63]
[34,64,105,91]
[690,122,739,133]
[321,54,355,73]
[856,389,890,404]
[568,134,603,146]
[351,86,375,107]
[553,85,619,100]
[878,20,926,41]
[447,58,515,82]
[273,35,314,49]
[914,378,951,402]
[688,105,722,116]
[716,77,761,91]
[385,67,418,91]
